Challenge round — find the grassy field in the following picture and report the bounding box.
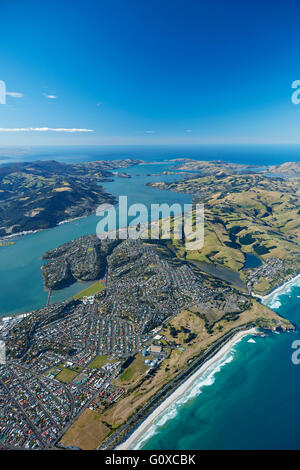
[73,281,105,299]
[60,300,293,448]
[97,302,292,434]
[56,367,79,383]
[115,354,148,386]
[60,409,110,450]
[88,355,109,369]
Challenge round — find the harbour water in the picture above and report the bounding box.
[1,144,300,449]
[0,159,191,316]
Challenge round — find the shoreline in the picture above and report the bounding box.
[2,228,42,240]
[116,327,258,450]
[1,214,98,242]
[261,273,300,304]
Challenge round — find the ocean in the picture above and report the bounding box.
[1,144,300,449]
[139,280,300,450]
[1,143,300,166]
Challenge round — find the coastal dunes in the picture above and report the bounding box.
[35,233,294,450]
[41,208,295,450]
[2,158,299,450]
[116,327,258,450]
[71,301,291,450]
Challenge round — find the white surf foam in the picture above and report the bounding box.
[262,274,300,309]
[133,340,246,449]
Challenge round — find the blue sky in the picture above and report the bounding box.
[1,0,300,145]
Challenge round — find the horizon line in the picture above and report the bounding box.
[2,142,300,148]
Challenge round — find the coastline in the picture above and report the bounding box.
[2,228,42,240]
[2,214,93,241]
[115,327,258,450]
[261,273,300,305]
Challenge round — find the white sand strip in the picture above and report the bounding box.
[116,327,257,450]
[261,274,300,304]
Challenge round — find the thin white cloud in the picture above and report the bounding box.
[185,129,192,133]
[145,130,155,134]
[0,128,93,133]
[6,92,24,98]
[43,93,57,99]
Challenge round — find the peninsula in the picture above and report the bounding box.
[148,160,300,295]
[0,158,298,450]
[0,158,142,237]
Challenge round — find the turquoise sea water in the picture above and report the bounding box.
[1,145,300,449]
[139,281,300,450]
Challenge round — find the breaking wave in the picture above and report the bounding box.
[133,338,248,449]
[262,274,300,310]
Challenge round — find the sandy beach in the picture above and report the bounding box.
[261,274,300,304]
[116,327,258,450]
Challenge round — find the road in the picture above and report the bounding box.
[99,322,255,450]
